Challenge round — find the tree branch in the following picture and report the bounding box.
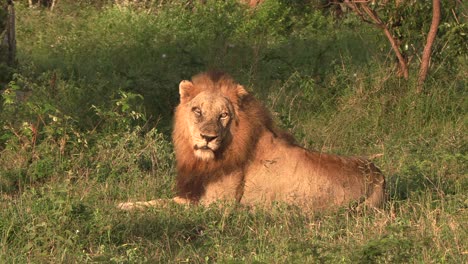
[417,0,441,93]
[343,1,409,79]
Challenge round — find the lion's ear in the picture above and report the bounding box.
[179,80,194,103]
[236,85,249,98]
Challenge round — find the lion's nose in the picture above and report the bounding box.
[200,133,218,143]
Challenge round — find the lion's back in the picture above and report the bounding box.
[241,132,385,209]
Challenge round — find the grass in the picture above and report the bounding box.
[1,0,467,263]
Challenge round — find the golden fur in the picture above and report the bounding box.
[119,72,385,211]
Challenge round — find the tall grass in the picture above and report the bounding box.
[1,0,466,262]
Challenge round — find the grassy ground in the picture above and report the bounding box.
[1,1,466,263]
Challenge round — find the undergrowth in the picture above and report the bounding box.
[0,0,466,263]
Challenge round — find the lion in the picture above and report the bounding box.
[118,72,385,211]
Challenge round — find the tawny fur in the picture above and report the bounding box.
[119,72,385,211]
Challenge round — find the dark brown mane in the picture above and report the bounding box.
[172,72,276,201]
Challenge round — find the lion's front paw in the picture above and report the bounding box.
[172,196,191,205]
[117,200,159,211]
[117,202,135,211]
[117,198,191,211]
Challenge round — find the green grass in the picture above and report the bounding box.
[1,0,467,263]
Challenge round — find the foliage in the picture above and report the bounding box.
[379,0,466,60]
[341,0,467,74]
[0,0,466,262]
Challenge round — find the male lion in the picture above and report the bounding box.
[119,72,385,211]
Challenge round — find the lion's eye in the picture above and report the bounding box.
[219,112,229,119]
[192,107,202,116]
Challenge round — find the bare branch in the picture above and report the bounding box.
[417,0,441,93]
[343,0,409,79]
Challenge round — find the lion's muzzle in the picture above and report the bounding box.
[193,132,222,161]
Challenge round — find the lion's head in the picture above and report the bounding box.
[181,83,236,161]
[172,72,275,200]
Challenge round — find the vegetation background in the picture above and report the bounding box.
[0,0,466,262]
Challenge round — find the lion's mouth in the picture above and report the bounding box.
[194,145,211,151]
[193,145,216,160]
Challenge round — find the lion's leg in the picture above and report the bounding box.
[363,180,386,209]
[355,171,386,212]
[172,196,192,205]
[200,171,244,206]
[117,197,191,211]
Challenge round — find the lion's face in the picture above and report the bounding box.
[186,92,235,161]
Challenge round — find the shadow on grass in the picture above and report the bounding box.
[107,207,213,261]
[386,171,461,203]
